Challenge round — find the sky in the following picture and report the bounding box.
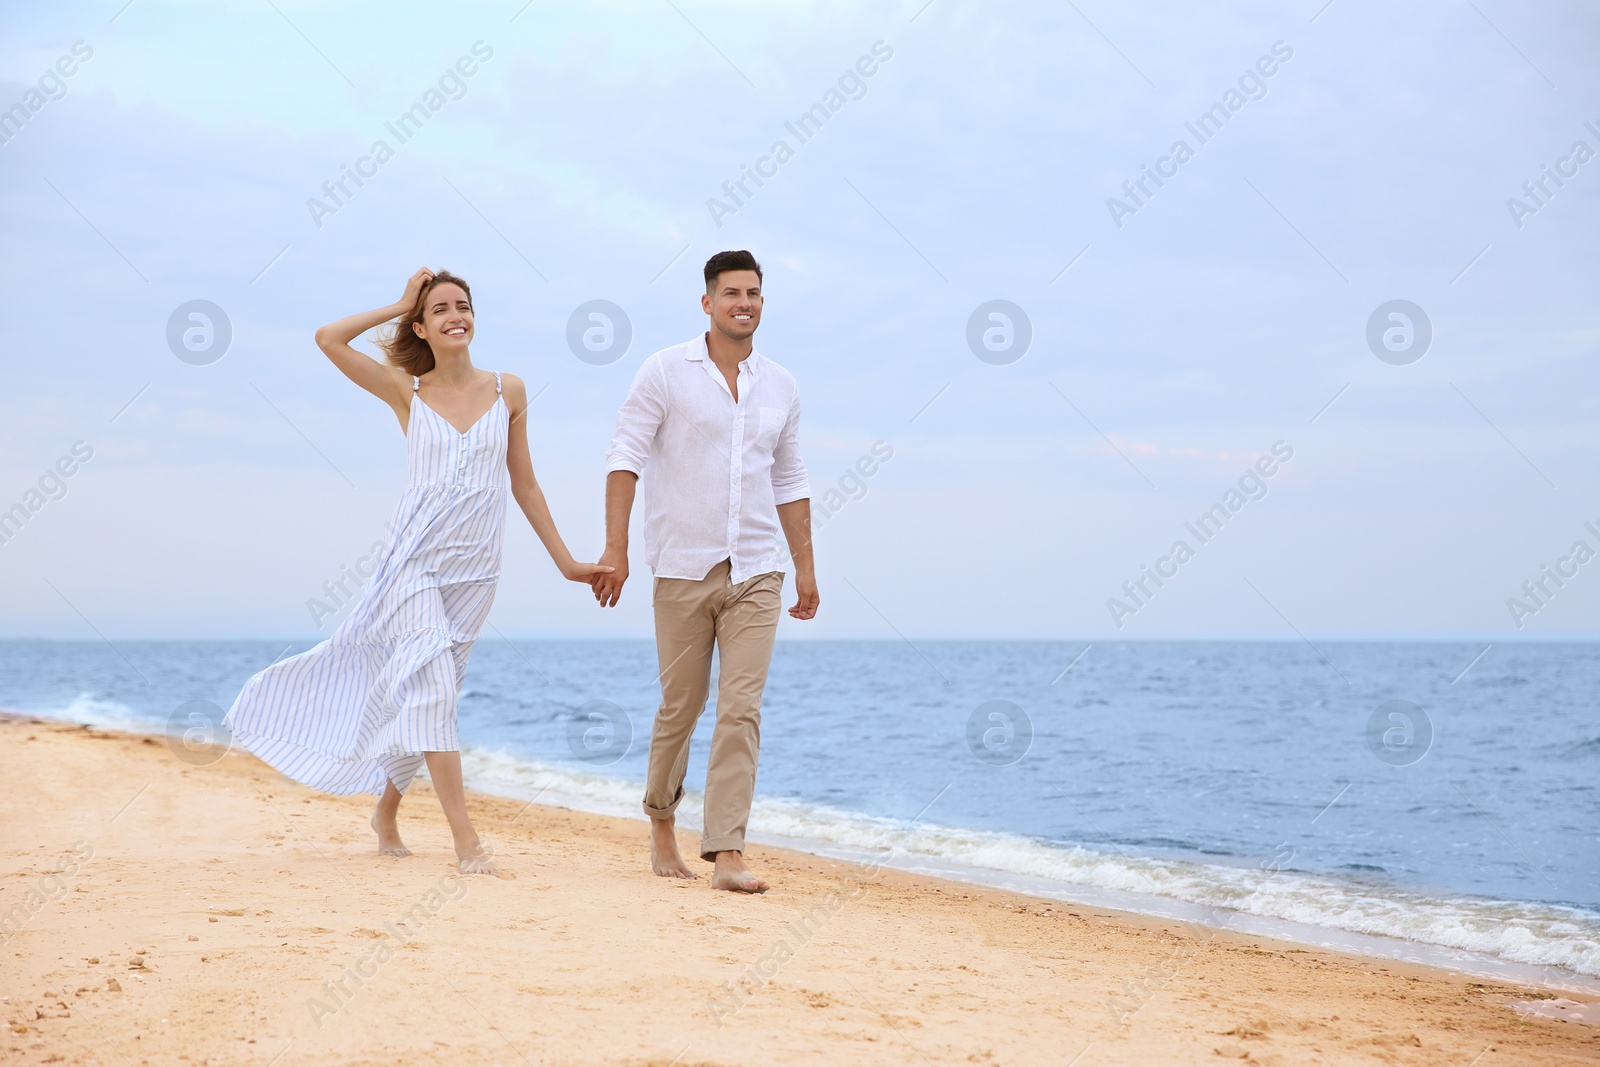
[1,0,1597,641]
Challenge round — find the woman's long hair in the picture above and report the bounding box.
[378,270,473,377]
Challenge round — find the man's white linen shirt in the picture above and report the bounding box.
[605,333,811,583]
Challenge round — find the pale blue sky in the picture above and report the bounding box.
[2,0,1597,639]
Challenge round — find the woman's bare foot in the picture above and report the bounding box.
[370,807,410,858]
[650,816,697,879]
[711,851,768,893]
[420,751,511,878]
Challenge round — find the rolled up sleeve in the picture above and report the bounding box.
[769,391,811,504]
[605,356,666,476]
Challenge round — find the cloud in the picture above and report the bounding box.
[2,1,1597,637]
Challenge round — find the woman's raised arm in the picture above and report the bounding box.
[312,267,432,414]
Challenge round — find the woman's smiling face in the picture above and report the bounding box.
[412,281,474,353]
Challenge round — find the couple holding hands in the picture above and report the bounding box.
[223,250,817,892]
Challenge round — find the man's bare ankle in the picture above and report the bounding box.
[650,818,696,878]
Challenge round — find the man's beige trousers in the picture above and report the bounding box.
[642,559,783,859]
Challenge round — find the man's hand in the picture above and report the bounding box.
[788,569,819,620]
[776,498,818,620]
[592,546,630,607]
[594,471,638,608]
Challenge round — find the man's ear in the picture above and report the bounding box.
[701,291,713,315]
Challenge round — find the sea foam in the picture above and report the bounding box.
[460,744,1600,980]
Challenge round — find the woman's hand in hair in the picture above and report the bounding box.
[396,267,435,314]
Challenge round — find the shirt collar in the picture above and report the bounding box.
[686,332,761,378]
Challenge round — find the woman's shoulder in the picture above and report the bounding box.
[496,370,530,407]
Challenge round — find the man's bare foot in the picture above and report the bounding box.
[370,808,411,858]
[711,850,768,893]
[457,843,512,879]
[651,816,696,879]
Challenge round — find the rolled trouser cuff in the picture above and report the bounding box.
[643,785,685,820]
[699,834,745,861]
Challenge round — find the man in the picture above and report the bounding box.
[594,249,818,893]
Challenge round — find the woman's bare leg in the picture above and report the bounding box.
[422,750,505,877]
[370,779,411,857]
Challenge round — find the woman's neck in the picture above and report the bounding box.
[427,350,476,384]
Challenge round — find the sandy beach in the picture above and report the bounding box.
[2,713,1594,1067]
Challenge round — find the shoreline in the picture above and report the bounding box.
[487,776,1600,997]
[3,712,1598,1065]
[737,831,1600,997]
[11,705,1600,996]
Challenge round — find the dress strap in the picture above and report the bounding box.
[412,375,419,392]
[494,371,502,395]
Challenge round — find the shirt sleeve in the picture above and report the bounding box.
[769,387,811,504]
[605,356,667,476]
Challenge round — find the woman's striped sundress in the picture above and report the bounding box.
[224,371,509,795]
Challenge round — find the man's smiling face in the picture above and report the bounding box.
[703,269,762,342]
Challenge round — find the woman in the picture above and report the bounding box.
[224,268,609,877]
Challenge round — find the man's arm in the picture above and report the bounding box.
[595,357,666,607]
[777,499,818,620]
[771,389,817,619]
[594,471,636,607]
